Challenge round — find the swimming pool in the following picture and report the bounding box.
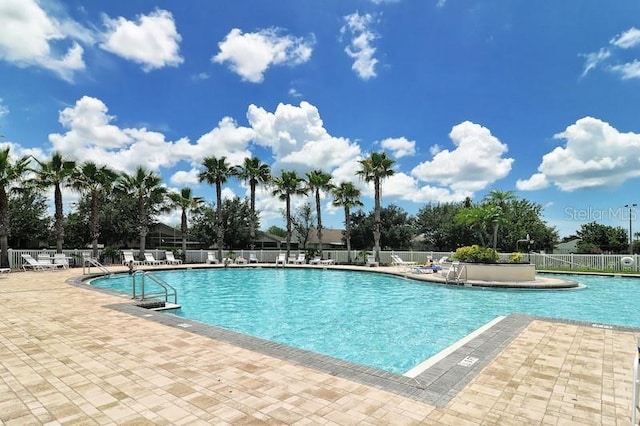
[90,268,640,374]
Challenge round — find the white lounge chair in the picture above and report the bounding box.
[309,256,321,265]
[21,254,62,271]
[206,252,219,264]
[235,256,248,264]
[294,253,306,264]
[366,255,379,267]
[53,253,69,269]
[165,251,182,264]
[143,253,164,265]
[391,254,417,267]
[122,251,142,266]
[275,253,286,266]
[320,258,335,265]
[287,254,297,264]
[248,252,258,263]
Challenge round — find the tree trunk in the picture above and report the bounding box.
[0,185,9,268]
[316,189,323,257]
[54,183,64,253]
[345,206,352,263]
[373,179,381,262]
[250,182,256,251]
[181,209,188,261]
[216,182,224,262]
[285,195,291,259]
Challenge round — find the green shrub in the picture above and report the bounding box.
[509,252,523,263]
[451,245,499,263]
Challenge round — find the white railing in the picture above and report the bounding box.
[6,248,640,272]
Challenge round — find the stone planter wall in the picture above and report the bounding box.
[458,262,536,282]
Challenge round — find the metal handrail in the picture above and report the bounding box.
[82,256,111,275]
[131,271,177,305]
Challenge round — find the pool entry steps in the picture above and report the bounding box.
[131,271,180,310]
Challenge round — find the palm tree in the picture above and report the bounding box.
[168,187,204,261]
[305,170,333,258]
[0,148,30,267]
[116,167,167,258]
[69,162,118,258]
[271,170,307,259]
[331,181,362,263]
[356,151,395,262]
[31,152,76,252]
[233,157,271,250]
[483,189,516,250]
[199,156,234,262]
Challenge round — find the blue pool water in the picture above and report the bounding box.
[91,269,640,374]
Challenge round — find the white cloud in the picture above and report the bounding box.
[190,117,255,166]
[516,173,548,191]
[341,12,379,80]
[0,99,9,118]
[100,9,183,72]
[519,117,640,191]
[610,60,640,80]
[580,48,610,77]
[0,0,88,81]
[380,137,416,158]
[411,121,513,192]
[169,169,200,186]
[247,101,361,173]
[213,28,314,83]
[610,27,640,49]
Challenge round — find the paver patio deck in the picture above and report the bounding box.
[0,266,637,425]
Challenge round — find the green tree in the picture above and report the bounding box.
[221,197,254,249]
[379,204,415,250]
[576,221,627,253]
[483,189,516,250]
[271,170,307,259]
[116,167,167,258]
[267,226,286,238]
[31,152,76,252]
[331,181,362,263]
[233,157,271,250]
[169,187,204,260]
[0,147,30,266]
[305,170,332,257]
[291,202,315,249]
[199,156,234,262]
[8,188,50,249]
[356,151,395,262]
[415,202,471,251]
[69,162,118,257]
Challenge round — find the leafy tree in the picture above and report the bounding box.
[0,147,30,266]
[168,187,204,260]
[482,189,516,250]
[415,202,472,251]
[576,221,627,253]
[31,152,76,252]
[356,151,395,262]
[267,226,286,238]
[69,162,118,257]
[190,203,216,248]
[8,188,50,249]
[199,156,234,261]
[221,197,255,249]
[379,204,415,250]
[116,167,167,257]
[331,181,362,263]
[305,170,332,257]
[233,157,271,250]
[271,170,307,259]
[349,210,373,250]
[291,202,315,249]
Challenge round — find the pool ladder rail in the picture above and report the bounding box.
[82,255,111,276]
[444,261,467,285]
[131,270,180,310]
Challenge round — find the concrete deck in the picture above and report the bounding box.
[0,265,637,424]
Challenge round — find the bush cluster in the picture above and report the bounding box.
[451,245,499,263]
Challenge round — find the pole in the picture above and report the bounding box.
[626,204,637,254]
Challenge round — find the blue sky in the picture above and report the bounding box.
[2,0,640,238]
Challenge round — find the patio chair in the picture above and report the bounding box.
[21,254,62,271]
[206,252,219,264]
[165,251,182,265]
[143,253,164,265]
[53,253,70,269]
[366,255,379,267]
[309,256,321,265]
[391,254,417,267]
[320,258,335,265]
[275,253,286,266]
[248,252,258,263]
[287,253,297,264]
[122,251,142,266]
[294,253,306,264]
[235,256,248,264]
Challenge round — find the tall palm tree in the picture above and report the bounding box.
[305,169,333,257]
[271,170,307,259]
[356,151,395,262]
[233,157,271,250]
[331,181,362,263]
[69,162,118,258]
[483,189,516,250]
[168,187,204,261]
[199,156,234,261]
[0,148,30,267]
[31,152,76,252]
[116,167,167,258]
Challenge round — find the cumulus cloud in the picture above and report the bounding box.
[170,169,200,186]
[411,121,514,192]
[380,137,415,158]
[100,9,184,72]
[0,0,88,81]
[247,101,361,173]
[610,27,640,49]
[213,28,314,83]
[340,12,379,80]
[518,117,640,191]
[516,173,548,191]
